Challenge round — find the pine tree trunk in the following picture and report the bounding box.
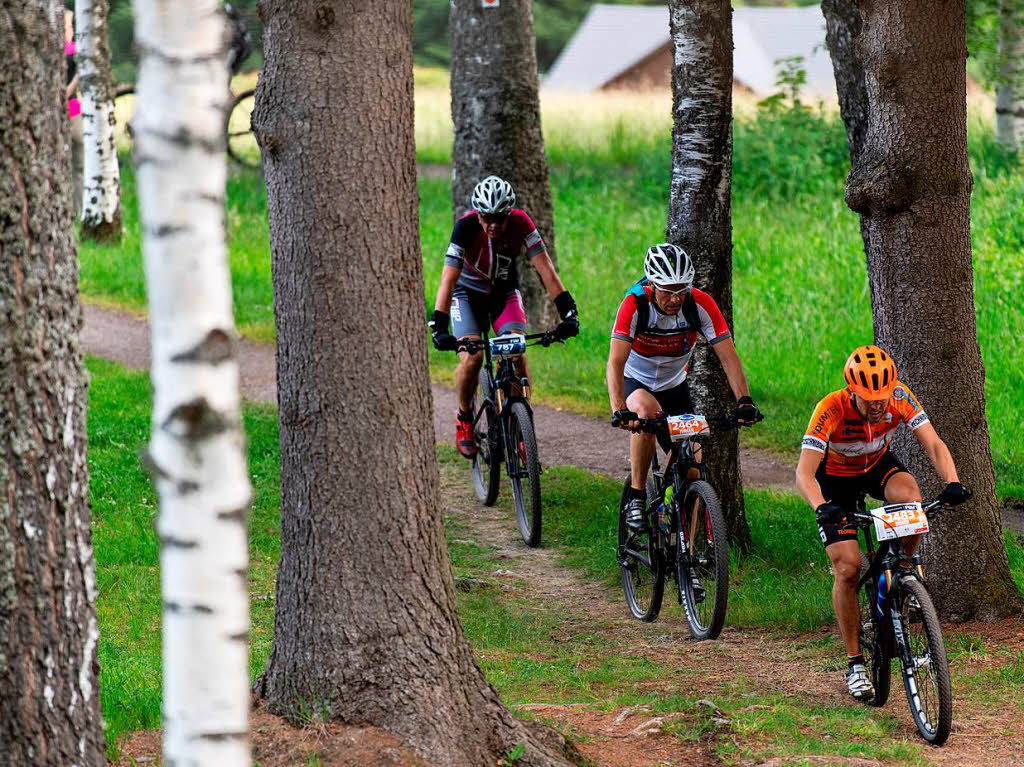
[251,3,571,765]
[77,0,122,241]
[846,0,1022,621]
[996,0,1024,149]
[132,2,251,764]
[666,0,751,551]
[450,0,557,330]
[0,3,105,764]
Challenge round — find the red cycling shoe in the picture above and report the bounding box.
[455,411,477,459]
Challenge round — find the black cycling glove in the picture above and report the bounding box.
[937,482,972,507]
[815,501,844,526]
[553,291,579,340]
[428,310,458,351]
[735,395,761,424]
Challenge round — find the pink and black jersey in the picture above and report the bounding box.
[444,209,546,294]
[611,284,731,391]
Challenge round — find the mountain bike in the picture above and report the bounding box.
[611,410,760,639]
[113,83,258,168]
[452,330,564,547]
[851,496,954,745]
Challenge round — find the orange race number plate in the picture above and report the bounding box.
[666,414,710,442]
[871,502,929,540]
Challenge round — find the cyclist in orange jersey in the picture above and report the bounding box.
[795,345,971,702]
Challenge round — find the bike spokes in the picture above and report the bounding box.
[677,481,729,640]
[895,579,951,744]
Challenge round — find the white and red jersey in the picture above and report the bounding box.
[611,283,732,391]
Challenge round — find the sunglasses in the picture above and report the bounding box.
[478,212,509,224]
[655,285,690,297]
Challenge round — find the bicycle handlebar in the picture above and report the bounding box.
[846,498,949,529]
[452,330,565,355]
[609,409,763,432]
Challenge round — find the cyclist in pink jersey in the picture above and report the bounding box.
[429,176,579,458]
[607,244,760,529]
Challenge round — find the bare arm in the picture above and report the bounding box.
[710,337,751,401]
[606,337,632,414]
[433,265,462,315]
[795,448,827,509]
[913,422,960,484]
[65,74,79,102]
[530,250,567,299]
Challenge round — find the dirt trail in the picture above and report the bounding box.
[82,303,794,487]
[439,469,1024,767]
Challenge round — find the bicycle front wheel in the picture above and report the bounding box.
[470,370,500,506]
[618,479,664,621]
[507,401,542,547]
[858,554,892,707]
[676,480,729,640]
[894,578,952,745]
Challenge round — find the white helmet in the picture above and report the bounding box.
[471,175,516,215]
[644,243,694,288]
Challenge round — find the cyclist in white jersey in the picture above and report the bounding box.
[607,244,761,529]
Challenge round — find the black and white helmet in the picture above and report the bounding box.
[471,175,516,215]
[644,243,694,288]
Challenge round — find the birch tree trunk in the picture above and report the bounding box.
[77,0,122,241]
[132,2,252,764]
[450,0,558,329]
[0,2,105,764]
[996,0,1024,149]
[252,2,570,764]
[666,0,751,551]
[846,0,1022,621]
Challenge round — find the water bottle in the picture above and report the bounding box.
[657,502,671,533]
[875,572,888,619]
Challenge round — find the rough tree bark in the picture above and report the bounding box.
[821,0,869,164]
[996,0,1024,149]
[666,0,751,551]
[450,0,558,329]
[76,0,122,241]
[251,2,572,765]
[131,1,251,763]
[0,3,105,764]
[845,0,1022,620]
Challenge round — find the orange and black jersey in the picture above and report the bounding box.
[801,384,929,476]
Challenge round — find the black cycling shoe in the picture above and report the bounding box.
[624,497,647,531]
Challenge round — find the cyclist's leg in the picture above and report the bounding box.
[817,467,864,656]
[494,289,529,395]
[451,287,486,413]
[625,386,661,492]
[875,453,924,556]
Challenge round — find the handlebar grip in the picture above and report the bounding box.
[611,410,638,428]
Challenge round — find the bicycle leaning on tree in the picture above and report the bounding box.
[847,495,964,745]
[447,330,566,548]
[610,409,761,639]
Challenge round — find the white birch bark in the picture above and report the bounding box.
[132,2,251,764]
[996,0,1024,149]
[76,0,122,238]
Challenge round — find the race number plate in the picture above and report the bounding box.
[871,502,929,540]
[490,334,526,359]
[666,414,710,442]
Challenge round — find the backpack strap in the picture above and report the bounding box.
[626,279,650,337]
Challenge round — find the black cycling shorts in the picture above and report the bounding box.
[815,450,909,547]
[624,377,694,416]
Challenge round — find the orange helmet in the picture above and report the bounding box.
[844,345,897,399]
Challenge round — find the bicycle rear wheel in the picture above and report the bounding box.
[470,369,500,506]
[858,555,892,707]
[676,480,729,640]
[618,479,664,622]
[226,88,260,168]
[894,578,952,745]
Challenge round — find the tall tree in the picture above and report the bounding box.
[251,2,570,765]
[0,2,105,764]
[996,0,1024,148]
[665,0,751,550]
[449,0,558,329]
[821,0,869,164]
[842,0,1021,620]
[77,0,122,240]
[131,1,251,763]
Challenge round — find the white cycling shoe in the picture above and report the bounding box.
[846,662,875,702]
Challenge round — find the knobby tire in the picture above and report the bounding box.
[895,578,952,745]
[618,479,664,622]
[677,480,729,640]
[470,369,500,506]
[508,401,542,547]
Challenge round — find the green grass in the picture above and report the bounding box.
[77,93,1024,498]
